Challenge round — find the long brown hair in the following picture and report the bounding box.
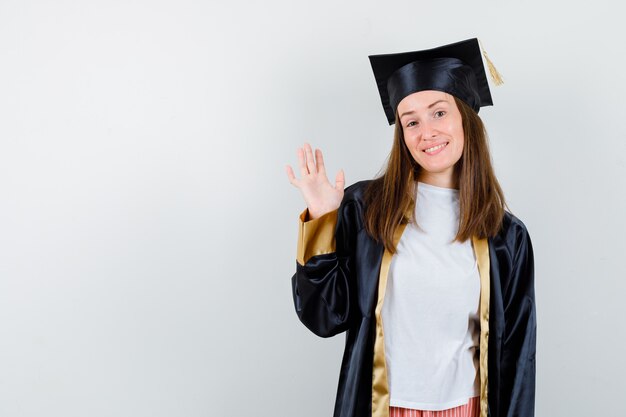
[363,96,508,254]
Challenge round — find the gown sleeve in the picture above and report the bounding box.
[500,222,537,417]
[290,200,356,338]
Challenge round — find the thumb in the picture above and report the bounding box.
[335,169,345,191]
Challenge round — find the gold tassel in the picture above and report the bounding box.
[478,39,504,86]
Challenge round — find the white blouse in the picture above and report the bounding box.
[381,181,481,410]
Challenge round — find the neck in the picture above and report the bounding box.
[417,171,458,190]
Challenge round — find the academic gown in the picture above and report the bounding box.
[291,180,536,417]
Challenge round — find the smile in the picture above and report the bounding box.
[424,142,448,154]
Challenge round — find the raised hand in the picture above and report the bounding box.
[286,143,345,220]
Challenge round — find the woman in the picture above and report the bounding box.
[285,38,536,417]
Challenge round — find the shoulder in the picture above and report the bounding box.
[501,211,531,238]
[343,179,373,205]
[497,211,533,259]
[335,180,373,232]
[501,211,530,235]
[495,211,535,301]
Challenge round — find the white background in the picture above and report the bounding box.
[1,0,625,416]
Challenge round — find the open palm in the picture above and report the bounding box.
[286,143,345,220]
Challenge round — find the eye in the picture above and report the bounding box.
[406,121,418,127]
[434,110,446,118]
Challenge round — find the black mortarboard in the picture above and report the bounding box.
[369,38,501,125]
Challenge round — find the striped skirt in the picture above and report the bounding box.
[389,396,480,417]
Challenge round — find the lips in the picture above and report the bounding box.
[423,142,449,154]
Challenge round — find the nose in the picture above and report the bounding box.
[420,119,438,140]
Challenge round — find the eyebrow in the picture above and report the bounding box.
[399,99,448,120]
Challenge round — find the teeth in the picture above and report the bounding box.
[425,143,447,153]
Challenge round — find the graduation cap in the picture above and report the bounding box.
[369,38,503,125]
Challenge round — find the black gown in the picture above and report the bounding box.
[291,180,536,417]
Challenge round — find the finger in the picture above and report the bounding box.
[285,165,299,187]
[304,143,316,175]
[315,149,327,176]
[335,169,345,191]
[297,147,308,177]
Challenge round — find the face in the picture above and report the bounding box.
[397,90,464,188]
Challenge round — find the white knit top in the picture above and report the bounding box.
[381,181,481,410]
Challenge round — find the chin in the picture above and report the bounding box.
[418,164,455,173]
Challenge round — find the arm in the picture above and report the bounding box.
[291,201,355,338]
[500,223,536,417]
